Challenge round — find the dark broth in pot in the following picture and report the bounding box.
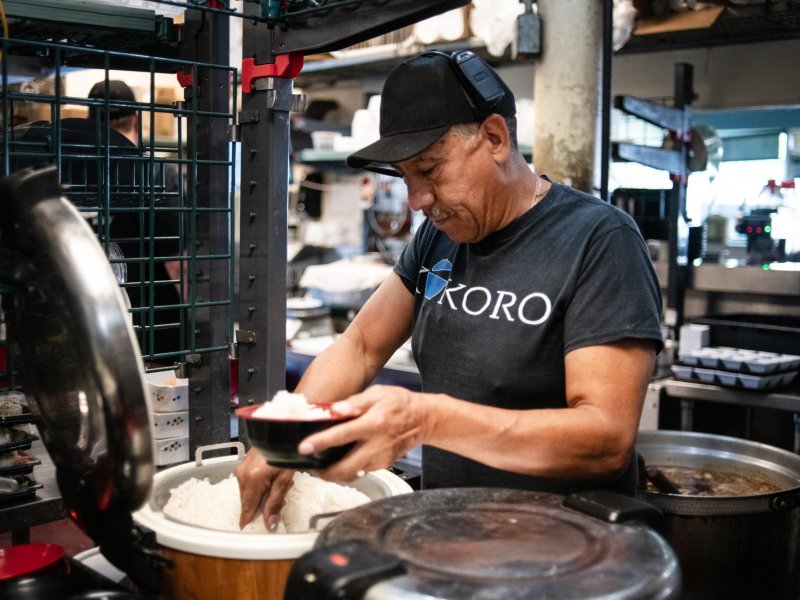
[645,465,784,496]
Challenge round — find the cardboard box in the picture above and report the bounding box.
[634,4,725,36]
[152,87,177,140]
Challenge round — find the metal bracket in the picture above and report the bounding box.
[248,78,308,113]
[236,329,257,345]
[514,0,541,58]
[612,142,684,175]
[229,124,241,142]
[614,95,689,135]
[175,354,203,379]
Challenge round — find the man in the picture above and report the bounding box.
[236,51,663,531]
[88,80,185,361]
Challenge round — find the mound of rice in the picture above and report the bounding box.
[251,391,331,420]
[162,471,371,534]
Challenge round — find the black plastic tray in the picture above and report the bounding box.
[0,405,39,426]
[0,428,39,453]
[0,475,43,505]
[0,450,41,477]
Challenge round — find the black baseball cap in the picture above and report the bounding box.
[88,80,137,119]
[346,50,516,176]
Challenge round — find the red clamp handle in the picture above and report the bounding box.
[177,68,193,88]
[241,52,304,94]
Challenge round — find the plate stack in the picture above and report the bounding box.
[144,372,190,466]
[0,392,43,504]
[678,323,710,354]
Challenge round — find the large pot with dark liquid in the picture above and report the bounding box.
[636,430,800,600]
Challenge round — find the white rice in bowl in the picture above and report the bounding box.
[163,471,370,534]
[251,391,332,420]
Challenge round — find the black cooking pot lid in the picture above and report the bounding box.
[313,488,680,599]
[0,167,153,530]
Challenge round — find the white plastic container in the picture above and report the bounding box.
[145,371,189,413]
[151,411,189,440]
[153,435,190,466]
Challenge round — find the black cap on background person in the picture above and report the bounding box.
[346,51,516,175]
[88,80,137,120]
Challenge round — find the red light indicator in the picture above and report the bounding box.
[746,226,753,233]
[330,553,349,567]
[756,227,762,234]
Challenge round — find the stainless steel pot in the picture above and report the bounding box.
[636,430,800,600]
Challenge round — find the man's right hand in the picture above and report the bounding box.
[235,448,294,531]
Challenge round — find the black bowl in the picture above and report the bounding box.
[235,403,355,469]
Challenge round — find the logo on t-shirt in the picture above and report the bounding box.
[416,258,552,326]
[423,258,453,300]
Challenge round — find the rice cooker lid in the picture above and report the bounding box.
[0,168,153,530]
[301,488,680,600]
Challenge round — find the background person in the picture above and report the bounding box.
[236,51,663,530]
[88,80,185,361]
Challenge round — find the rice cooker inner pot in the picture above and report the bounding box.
[287,487,680,600]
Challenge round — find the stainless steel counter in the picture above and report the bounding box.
[653,260,800,297]
[662,378,800,453]
[692,263,800,296]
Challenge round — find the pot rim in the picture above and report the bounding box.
[132,455,412,560]
[636,430,800,516]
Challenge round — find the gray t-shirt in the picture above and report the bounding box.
[394,182,663,495]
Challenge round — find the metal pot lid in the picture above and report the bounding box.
[0,167,153,530]
[310,487,680,600]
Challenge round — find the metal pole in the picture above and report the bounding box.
[600,0,613,201]
[666,62,693,332]
[182,8,232,452]
[238,8,294,426]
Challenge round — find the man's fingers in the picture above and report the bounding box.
[236,451,272,529]
[262,470,295,531]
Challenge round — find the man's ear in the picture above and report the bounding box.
[479,114,510,165]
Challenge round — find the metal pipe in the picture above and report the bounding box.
[600,0,612,201]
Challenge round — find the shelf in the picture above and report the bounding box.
[663,377,800,413]
[3,0,179,72]
[297,4,800,86]
[618,2,800,55]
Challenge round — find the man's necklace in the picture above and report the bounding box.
[530,175,544,210]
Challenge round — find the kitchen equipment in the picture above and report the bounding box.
[236,403,355,468]
[286,487,680,600]
[0,543,65,581]
[0,167,412,599]
[636,430,800,600]
[133,442,412,600]
[286,296,335,340]
[0,167,161,593]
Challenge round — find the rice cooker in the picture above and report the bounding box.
[0,167,413,599]
[285,487,681,600]
[133,442,411,599]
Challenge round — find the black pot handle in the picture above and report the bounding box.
[563,489,666,533]
[770,490,800,511]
